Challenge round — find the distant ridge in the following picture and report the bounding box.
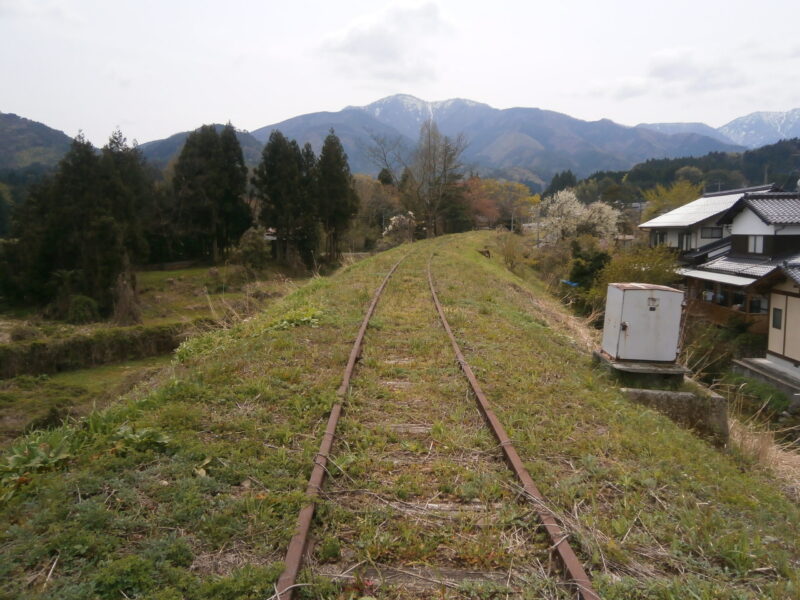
[635,122,735,145]
[252,94,743,185]
[5,97,785,186]
[0,112,72,170]
[639,108,800,150]
[137,125,264,169]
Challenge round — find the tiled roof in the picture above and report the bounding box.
[682,237,730,261]
[782,253,800,286]
[639,184,774,229]
[698,254,781,278]
[784,266,800,286]
[742,193,800,225]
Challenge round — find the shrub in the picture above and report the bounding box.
[586,245,680,311]
[67,294,100,324]
[532,239,572,286]
[9,323,39,342]
[231,226,272,272]
[497,231,523,272]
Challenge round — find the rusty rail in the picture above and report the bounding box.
[275,255,407,600]
[426,256,600,600]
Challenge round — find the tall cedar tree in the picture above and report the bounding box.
[317,130,358,260]
[252,131,319,267]
[0,132,151,314]
[172,124,250,263]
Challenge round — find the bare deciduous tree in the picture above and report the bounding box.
[370,120,467,237]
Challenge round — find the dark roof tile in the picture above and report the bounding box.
[741,193,800,225]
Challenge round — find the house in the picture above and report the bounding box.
[640,186,800,333]
[679,190,800,332]
[641,182,800,391]
[639,184,775,253]
[732,255,800,395]
[765,255,800,374]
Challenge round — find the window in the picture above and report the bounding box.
[701,281,715,303]
[748,235,764,254]
[701,227,722,239]
[731,290,746,311]
[650,230,666,246]
[715,286,730,307]
[772,307,783,329]
[748,294,769,314]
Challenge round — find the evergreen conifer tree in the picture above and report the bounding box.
[172,124,251,262]
[252,131,318,267]
[0,131,155,315]
[316,130,358,260]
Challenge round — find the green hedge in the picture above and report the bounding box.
[0,320,212,379]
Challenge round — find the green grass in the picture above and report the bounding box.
[0,355,171,447]
[0,232,798,599]
[0,264,301,343]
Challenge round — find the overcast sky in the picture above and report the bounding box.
[2,0,799,146]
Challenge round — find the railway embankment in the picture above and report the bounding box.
[1,231,798,599]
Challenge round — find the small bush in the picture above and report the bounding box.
[496,231,523,271]
[67,295,100,324]
[231,226,272,272]
[532,239,572,286]
[9,323,39,342]
[586,245,680,311]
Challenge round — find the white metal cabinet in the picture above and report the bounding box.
[601,283,684,362]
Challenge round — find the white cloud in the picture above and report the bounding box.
[321,2,450,83]
[0,0,82,26]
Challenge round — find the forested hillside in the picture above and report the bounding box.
[0,112,72,170]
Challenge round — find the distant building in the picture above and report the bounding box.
[639,184,774,253]
[677,190,800,333]
[639,185,800,334]
[733,255,800,393]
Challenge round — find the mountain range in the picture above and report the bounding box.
[248,95,746,185]
[637,108,800,149]
[3,97,799,187]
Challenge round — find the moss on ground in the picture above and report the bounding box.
[0,232,798,599]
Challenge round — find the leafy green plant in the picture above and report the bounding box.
[0,429,76,498]
[267,306,323,330]
[111,424,171,454]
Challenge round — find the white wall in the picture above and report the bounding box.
[731,208,774,235]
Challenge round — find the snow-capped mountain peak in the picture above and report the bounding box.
[719,108,800,148]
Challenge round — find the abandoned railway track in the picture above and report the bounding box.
[275,248,599,600]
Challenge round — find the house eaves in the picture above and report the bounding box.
[639,184,774,230]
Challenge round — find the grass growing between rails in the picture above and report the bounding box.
[305,247,570,598]
[0,232,798,599]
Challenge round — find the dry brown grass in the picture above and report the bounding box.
[728,418,800,501]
